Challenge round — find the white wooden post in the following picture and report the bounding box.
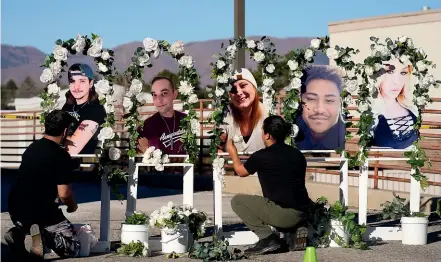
[213,167,223,235]
[125,157,137,217]
[339,154,349,207]
[358,160,369,225]
[183,165,194,207]
[409,171,421,213]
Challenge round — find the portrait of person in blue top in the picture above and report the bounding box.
[295,65,346,151]
[369,58,419,149]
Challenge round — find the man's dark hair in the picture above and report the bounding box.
[44,110,77,136]
[263,115,292,142]
[300,65,343,94]
[151,76,175,91]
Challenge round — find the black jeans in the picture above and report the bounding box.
[11,215,81,258]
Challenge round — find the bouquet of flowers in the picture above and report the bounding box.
[142,146,170,171]
[149,201,207,240]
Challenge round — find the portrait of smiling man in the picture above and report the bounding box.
[295,65,346,150]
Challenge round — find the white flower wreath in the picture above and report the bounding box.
[356,36,440,188]
[282,36,358,149]
[123,38,200,168]
[209,36,278,186]
[39,33,117,146]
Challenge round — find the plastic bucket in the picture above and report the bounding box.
[401,217,428,245]
[160,224,192,254]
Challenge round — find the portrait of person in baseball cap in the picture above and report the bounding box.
[295,65,346,150]
[61,63,107,155]
[218,68,269,155]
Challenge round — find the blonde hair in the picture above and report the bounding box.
[229,85,262,131]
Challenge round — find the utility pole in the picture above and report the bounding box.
[234,0,245,70]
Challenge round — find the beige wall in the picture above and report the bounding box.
[329,9,441,100]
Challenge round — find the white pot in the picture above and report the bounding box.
[401,216,428,245]
[329,219,349,247]
[160,224,193,254]
[120,224,150,245]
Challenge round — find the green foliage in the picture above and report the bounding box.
[379,193,427,220]
[188,237,245,261]
[436,199,441,217]
[125,211,149,225]
[117,241,147,257]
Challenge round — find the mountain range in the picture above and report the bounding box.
[1,36,329,98]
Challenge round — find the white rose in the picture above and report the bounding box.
[294,71,303,78]
[215,87,225,97]
[406,38,414,48]
[109,147,121,161]
[364,66,374,76]
[291,124,299,138]
[257,42,265,50]
[217,74,229,84]
[416,96,427,106]
[304,49,314,60]
[289,101,299,109]
[40,68,54,83]
[398,36,407,43]
[416,61,427,72]
[342,56,350,63]
[170,41,185,56]
[153,48,161,59]
[310,39,321,49]
[399,55,410,64]
[129,79,143,95]
[47,83,60,95]
[72,34,86,53]
[190,118,199,134]
[253,51,265,62]
[104,103,115,113]
[98,127,115,141]
[227,45,237,53]
[263,78,274,87]
[143,38,159,52]
[178,81,194,96]
[123,97,133,110]
[374,63,382,71]
[87,45,102,57]
[162,154,170,164]
[359,103,369,113]
[344,96,354,105]
[266,64,275,73]
[290,78,302,89]
[96,80,111,95]
[287,60,298,71]
[178,55,193,69]
[92,37,103,49]
[98,62,108,72]
[188,94,198,104]
[153,149,162,159]
[49,61,62,76]
[326,48,339,59]
[246,40,256,49]
[417,48,425,57]
[101,51,111,60]
[138,54,150,67]
[53,45,68,61]
[345,80,358,94]
[216,60,226,69]
[136,93,149,104]
[347,69,356,78]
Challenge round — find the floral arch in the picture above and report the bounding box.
[123,38,200,166]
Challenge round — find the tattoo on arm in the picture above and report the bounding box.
[78,123,89,131]
[91,125,99,134]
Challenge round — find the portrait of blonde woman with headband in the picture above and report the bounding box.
[370,58,418,149]
[218,68,268,155]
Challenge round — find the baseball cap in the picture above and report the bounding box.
[68,63,95,81]
[230,68,258,91]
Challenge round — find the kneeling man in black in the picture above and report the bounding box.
[227,115,311,255]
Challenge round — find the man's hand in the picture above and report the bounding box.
[137,137,149,153]
[66,203,78,213]
[226,139,238,157]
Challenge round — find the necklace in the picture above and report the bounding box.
[70,101,89,121]
[160,111,176,150]
[73,101,89,113]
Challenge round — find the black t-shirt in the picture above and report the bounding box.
[244,142,311,211]
[62,100,106,154]
[8,138,80,225]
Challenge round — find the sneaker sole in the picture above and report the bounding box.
[30,224,44,259]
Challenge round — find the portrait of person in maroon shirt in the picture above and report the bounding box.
[137,76,187,155]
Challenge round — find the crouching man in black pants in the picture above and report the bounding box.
[4,110,81,260]
[227,115,311,256]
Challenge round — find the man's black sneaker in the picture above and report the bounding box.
[244,233,282,256]
[29,224,44,259]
